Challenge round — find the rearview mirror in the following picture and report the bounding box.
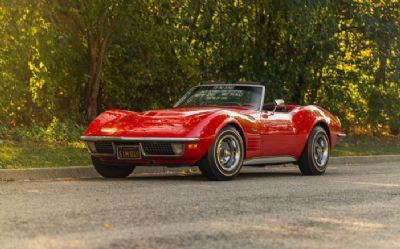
[272,99,285,114]
[274,99,285,106]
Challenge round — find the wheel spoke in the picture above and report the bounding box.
[318,139,325,148]
[216,135,241,172]
[313,134,329,167]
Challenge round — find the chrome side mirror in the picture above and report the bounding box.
[272,99,285,114]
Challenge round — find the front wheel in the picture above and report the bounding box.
[198,126,245,181]
[92,156,135,178]
[298,126,330,175]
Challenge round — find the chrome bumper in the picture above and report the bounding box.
[80,136,200,142]
[80,136,199,158]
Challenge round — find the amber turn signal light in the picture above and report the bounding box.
[187,143,198,149]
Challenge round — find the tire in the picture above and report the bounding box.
[91,156,135,178]
[298,126,330,175]
[198,126,245,181]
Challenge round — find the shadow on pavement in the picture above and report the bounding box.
[78,170,302,182]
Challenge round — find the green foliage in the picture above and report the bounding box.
[44,117,86,142]
[0,120,85,142]
[0,140,90,169]
[0,0,398,136]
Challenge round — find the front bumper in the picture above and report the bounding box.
[80,136,208,165]
[80,136,200,142]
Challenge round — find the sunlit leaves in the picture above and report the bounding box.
[0,0,398,134]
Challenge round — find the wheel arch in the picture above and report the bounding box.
[194,112,249,161]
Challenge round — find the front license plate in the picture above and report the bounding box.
[117,146,141,160]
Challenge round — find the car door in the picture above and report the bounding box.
[259,110,297,156]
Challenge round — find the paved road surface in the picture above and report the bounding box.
[1,162,399,249]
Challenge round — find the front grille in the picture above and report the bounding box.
[94,141,114,154]
[114,142,140,146]
[142,142,175,155]
[92,141,176,156]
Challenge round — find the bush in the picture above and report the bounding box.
[0,118,85,142]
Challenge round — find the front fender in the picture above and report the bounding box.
[186,110,258,159]
[188,110,252,139]
[84,110,138,136]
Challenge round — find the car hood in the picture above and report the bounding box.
[85,107,225,137]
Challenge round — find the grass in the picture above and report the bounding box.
[331,135,400,156]
[0,135,399,169]
[0,140,90,169]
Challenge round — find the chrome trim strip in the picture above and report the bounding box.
[243,156,297,166]
[84,142,92,153]
[81,136,199,142]
[259,85,265,112]
[337,133,347,137]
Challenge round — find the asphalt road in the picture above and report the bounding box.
[1,162,400,249]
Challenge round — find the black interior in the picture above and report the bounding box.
[263,102,286,112]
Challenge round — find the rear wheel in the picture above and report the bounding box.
[298,126,330,175]
[198,126,244,181]
[92,156,135,178]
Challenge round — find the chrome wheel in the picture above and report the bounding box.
[216,134,241,172]
[312,133,329,167]
[298,126,330,175]
[199,126,244,180]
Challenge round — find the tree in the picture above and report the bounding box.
[47,0,128,120]
[0,0,398,135]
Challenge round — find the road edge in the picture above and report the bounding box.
[1,155,399,181]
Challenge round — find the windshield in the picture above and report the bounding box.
[175,85,263,110]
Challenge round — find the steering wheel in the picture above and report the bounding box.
[222,102,241,106]
[240,103,256,108]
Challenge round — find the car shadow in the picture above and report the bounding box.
[237,171,302,180]
[79,170,302,182]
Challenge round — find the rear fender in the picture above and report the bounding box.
[302,106,341,150]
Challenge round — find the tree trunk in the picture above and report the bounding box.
[86,27,113,121]
[87,42,107,120]
[374,53,387,87]
[292,75,305,105]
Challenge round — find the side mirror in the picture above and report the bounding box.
[272,99,285,114]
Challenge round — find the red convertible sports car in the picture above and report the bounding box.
[81,83,344,180]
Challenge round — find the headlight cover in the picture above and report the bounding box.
[171,143,184,155]
[86,141,97,153]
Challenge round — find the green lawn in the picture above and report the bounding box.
[331,135,400,156]
[0,140,90,169]
[0,136,399,169]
